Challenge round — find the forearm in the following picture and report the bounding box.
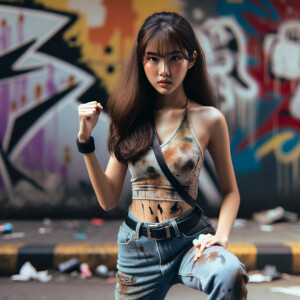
[82,153,119,211]
[215,191,240,246]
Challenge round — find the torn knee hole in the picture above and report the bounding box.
[116,271,136,285]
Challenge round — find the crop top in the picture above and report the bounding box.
[127,102,204,203]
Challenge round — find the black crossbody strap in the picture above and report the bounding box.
[152,124,204,214]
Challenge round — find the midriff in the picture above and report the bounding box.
[130,199,192,223]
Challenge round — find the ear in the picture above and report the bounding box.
[188,51,197,69]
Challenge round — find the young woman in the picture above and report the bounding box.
[77,12,248,300]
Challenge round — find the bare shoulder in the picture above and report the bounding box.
[188,101,227,151]
[189,101,225,128]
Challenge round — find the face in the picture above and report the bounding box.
[143,41,196,96]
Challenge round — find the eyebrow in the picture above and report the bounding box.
[145,51,182,57]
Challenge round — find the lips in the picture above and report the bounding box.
[158,79,171,87]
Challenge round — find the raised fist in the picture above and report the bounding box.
[78,101,103,142]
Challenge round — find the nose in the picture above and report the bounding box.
[159,60,170,76]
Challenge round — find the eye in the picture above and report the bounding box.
[147,56,158,62]
[170,56,181,62]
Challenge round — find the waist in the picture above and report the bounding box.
[132,186,197,202]
[125,205,212,240]
[130,199,192,223]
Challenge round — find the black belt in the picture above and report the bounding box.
[125,208,207,240]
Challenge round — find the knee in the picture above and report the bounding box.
[232,268,248,300]
[216,266,248,300]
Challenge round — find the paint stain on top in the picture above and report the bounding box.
[163,147,177,162]
[128,105,204,205]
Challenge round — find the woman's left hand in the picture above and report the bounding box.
[193,234,228,261]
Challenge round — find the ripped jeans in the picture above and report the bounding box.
[115,206,248,300]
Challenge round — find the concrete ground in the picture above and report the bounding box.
[1,273,300,300]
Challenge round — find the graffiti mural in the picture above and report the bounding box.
[216,0,300,214]
[0,0,299,218]
[0,1,111,217]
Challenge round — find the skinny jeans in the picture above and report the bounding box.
[115,206,248,300]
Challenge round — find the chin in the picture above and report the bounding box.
[157,90,170,95]
[156,88,174,95]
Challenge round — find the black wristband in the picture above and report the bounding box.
[76,136,95,153]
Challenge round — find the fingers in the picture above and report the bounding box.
[79,109,97,119]
[79,101,101,106]
[193,234,222,261]
[194,246,202,261]
[78,101,103,111]
[77,101,103,140]
[194,234,207,261]
[80,111,96,119]
[78,102,103,119]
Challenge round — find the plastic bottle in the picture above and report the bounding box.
[58,258,79,273]
[0,223,13,234]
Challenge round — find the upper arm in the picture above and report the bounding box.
[105,155,128,199]
[207,110,239,197]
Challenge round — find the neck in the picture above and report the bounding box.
[155,84,187,110]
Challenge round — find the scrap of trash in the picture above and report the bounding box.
[248,265,282,283]
[252,206,298,225]
[0,222,25,239]
[10,258,116,283]
[2,218,117,283]
[251,206,299,232]
[232,206,299,232]
[11,261,52,283]
[58,258,115,280]
[1,217,106,241]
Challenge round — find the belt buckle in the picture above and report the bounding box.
[146,224,171,240]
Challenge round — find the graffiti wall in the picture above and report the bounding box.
[0,0,299,218]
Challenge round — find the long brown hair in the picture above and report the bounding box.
[107,12,218,163]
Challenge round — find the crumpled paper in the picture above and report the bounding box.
[11,261,52,283]
[248,265,281,283]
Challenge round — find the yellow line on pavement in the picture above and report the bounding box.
[284,242,300,274]
[0,243,25,275]
[53,244,118,271]
[227,243,257,270]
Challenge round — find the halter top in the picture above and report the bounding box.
[128,101,204,202]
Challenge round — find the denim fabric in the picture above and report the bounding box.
[115,206,248,300]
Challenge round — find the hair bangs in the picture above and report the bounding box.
[150,28,189,59]
[139,24,190,61]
